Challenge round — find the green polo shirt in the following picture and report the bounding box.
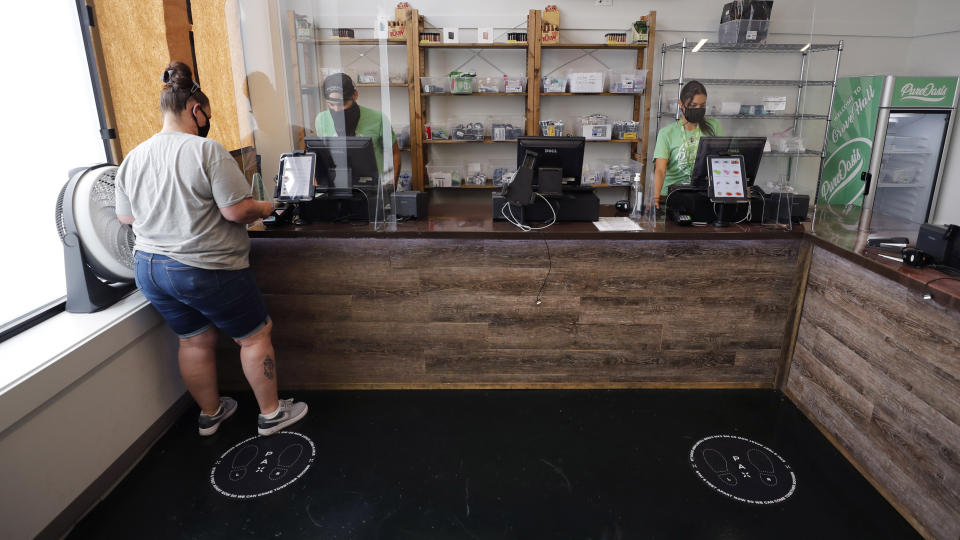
[653,119,724,194]
[315,105,396,176]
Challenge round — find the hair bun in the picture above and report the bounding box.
[161,62,194,89]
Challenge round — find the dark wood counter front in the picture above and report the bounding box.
[219,220,804,389]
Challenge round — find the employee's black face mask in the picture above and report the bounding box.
[683,106,706,124]
[194,108,211,138]
[331,102,361,136]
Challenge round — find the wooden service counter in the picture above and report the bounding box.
[782,208,960,540]
[216,204,806,390]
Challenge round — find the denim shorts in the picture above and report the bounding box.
[134,251,270,339]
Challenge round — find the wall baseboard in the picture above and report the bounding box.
[35,391,192,540]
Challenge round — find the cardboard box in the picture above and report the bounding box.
[542,5,559,44]
[388,21,407,40]
[395,2,412,22]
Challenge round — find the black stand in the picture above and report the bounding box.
[712,202,731,228]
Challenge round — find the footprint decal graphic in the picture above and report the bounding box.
[268,444,304,481]
[747,448,778,487]
[702,448,738,486]
[229,444,259,482]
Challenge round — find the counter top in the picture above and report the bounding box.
[252,203,805,240]
[809,206,960,311]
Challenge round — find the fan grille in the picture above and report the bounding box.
[91,169,136,271]
[55,166,136,279]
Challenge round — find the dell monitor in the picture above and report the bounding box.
[516,136,586,187]
[304,136,380,196]
[690,136,766,188]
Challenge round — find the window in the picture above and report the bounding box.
[0,2,107,333]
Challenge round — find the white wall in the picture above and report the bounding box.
[236,0,960,209]
[0,300,182,540]
[908,30,960,225]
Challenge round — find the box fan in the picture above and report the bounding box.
[55,164,136,313]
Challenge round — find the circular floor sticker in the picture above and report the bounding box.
[690,435,796,504]
[210,431,315,499]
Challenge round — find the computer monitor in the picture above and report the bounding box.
[690,136,766,188]
[516,136,586,186]
[304,136,379,195]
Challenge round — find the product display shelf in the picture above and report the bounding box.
[309,39,407,46]
[419,42,528,49]
[423,138,516,144]
[660,78,834,87]
[533,10,658,195]
[766,149,823,157]
[663,42,838,53]
[426,182,626,190]
[421,93,528,97]
[542,43,647,49]
[657,38,843,195]
[285,10,421,155]
[541,92,644,96]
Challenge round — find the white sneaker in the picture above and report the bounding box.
[257,398,308,436]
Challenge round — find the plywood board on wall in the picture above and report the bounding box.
[93,0,167,158]
[191,0,245,152]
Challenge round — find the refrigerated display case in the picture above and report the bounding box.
[817,75,958,228]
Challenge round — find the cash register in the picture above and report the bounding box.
[666,136,810,226]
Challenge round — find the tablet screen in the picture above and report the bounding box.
[277,154,315,201]
[709,156,746,200]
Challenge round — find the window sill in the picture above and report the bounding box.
[0,291,166,433]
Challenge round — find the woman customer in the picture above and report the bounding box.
[114,61,307,437]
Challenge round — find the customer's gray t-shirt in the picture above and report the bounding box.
[115,132,252,270]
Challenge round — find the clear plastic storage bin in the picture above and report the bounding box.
[612,120,641,140]
[581,162,603,185]
[539,119,566,137]
[567,71,605,93]
[420,77,448,94]
[450,76,475,94]
[475,77,504,93]
[541,75,567,93]
[426,163,465,187]
[449,117,487,141]
[604,160,643,186]
[504,76,527,93]
[608,69,647,93]
[464,162,488,185]
[578,114,612,140]
[424,122,451,140]
[489,161,516,187]
[357,71,379,84]
[491,116,526,141]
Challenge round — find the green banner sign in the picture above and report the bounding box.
[820,76,883,206]
[891,76,958,108]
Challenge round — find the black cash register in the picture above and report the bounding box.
[276,136,392,223]
[666,137,764,226]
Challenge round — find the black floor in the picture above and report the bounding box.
[69,390,920,539]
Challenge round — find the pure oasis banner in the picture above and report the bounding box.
[891,76,958,108]
[820,76,883,206]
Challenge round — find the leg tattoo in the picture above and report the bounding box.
[263,355,275,380]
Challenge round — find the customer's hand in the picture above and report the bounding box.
[260,200,277,219]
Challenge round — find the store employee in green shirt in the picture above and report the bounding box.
[653,80,724,207]
[315,73,400,183]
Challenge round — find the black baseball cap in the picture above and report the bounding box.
[322,73,356,102]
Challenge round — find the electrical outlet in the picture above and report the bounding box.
[595,0,612,5]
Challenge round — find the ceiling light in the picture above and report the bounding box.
[692,38,708,53]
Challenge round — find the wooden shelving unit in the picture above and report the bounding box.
[285,9,657,194]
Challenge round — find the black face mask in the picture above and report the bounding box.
[683,106,706,124]
[331,103,361,136]
[194,108,211,138]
